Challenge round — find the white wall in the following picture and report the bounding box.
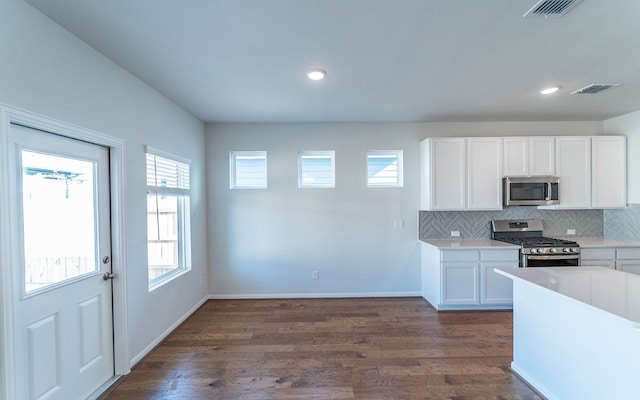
[604,110,640,203]
[0,0,207,366]
[207,123,423,296]
[206,121,603,297]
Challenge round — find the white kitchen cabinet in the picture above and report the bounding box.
[592,136,626,208]
[580,246,640,275]
[421,137,502,211]
[443,262,479,304]
[616,260,640,276]
[421,138,466,210]
[503,136,555,177]
[422,243,518,310]
[481,249,519,304]
[580,248,615,269]
[467,138,502,210]
[555,136,591,209]
[615,247,640,276]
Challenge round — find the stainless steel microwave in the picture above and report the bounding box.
[503,176,560,206]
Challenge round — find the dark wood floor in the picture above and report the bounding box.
[104,298,542,399]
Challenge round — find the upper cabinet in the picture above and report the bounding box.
[556,136,592,209]
[421,135,626,211]
[421,137,502,211]
[467,138,503,210]
[592,136,626,208]
[555,135,626,209]
[421,138,466,210]
[503,137,555,177]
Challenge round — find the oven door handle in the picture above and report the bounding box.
[526,254,581,261]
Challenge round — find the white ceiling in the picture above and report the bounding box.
[24,0,640,123]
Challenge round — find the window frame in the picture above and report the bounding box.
[230,150,268,189]
[298,150,335,188]
[145,146,192,290]
[366,150,404,188]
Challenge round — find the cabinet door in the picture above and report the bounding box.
[580,248,616,269]
[616,260,640,276]
[503,137,528,176]
[503,137,554,177]
[467,138,502,210]
[592,136,626,208]
[529,137,555,176]
[481,262,516,304]
[442,263,479,305]
[556,137,591,209]
[429,138,466,210]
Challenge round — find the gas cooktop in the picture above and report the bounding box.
[497,236,579,248]
[490,219,580,256]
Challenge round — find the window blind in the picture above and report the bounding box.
[299,151,335,188]
[146,153,190,195]
[367,150,403,187]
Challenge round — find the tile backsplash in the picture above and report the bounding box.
[419,207,603,240]
[604,204,640,241]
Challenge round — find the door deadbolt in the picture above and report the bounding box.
[102,256,110,264]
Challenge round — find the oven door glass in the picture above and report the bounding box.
[525,255,580,267]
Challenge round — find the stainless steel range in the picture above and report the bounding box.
[491,219,580,268]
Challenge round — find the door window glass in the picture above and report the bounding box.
[21,150,97,294]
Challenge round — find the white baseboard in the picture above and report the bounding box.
[208,291,421,299]
[129,296,209,367]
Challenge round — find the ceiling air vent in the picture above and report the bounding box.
[524,0,583,18]
[571,84,621,95]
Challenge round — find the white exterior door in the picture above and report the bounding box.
[8,123,114,400]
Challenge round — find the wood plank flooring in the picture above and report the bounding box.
[104,298,542,399]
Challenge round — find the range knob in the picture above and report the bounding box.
[563,248,571,253]
[550,248,558,253]
[530,248,538,254]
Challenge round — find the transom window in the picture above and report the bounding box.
[366,150,403,187]
[298,151,335,188]
[230,151,267,189]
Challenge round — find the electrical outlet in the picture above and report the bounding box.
[312,270,319,280]
[567,229,576,235]
[451,231,460,237]
[394,219,405,228]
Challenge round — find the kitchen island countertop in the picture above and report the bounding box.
[496,266,640,399]
[496,266,640,324]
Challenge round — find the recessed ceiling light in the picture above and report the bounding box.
[306,68,326,81]
[540,86,560,95]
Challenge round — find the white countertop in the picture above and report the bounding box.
[421,237,640,250]
[421,239,519,250]
[566,237,640,248]
[496,266,640,326]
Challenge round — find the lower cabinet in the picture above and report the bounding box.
[616,248,640,276]
[442,262,479,305]
[422,244,519,310]
[580,248,616,269]
[580,247,640,276]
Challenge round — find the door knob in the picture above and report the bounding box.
[103,272,115,281]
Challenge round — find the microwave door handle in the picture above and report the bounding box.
[544,182,549,200]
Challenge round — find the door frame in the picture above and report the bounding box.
[0,104,130,400]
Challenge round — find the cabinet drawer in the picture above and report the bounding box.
[581,248,615,260]
[441,250,479,262]
[481,249,519,262]
[616,248,640,260]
